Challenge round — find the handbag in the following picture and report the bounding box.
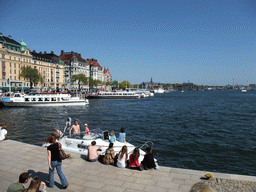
[58,142,67,160]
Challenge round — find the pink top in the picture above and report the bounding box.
[84,127,90,135]
[88,145,99,160]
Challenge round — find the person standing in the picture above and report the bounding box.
[47,133,68,189]
[84,124,90,135]
[118,128,126,143]
[7,172,30,192]
[0,125,7,140]
[69,120,80,137]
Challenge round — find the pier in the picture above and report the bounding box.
[1,140,256,192]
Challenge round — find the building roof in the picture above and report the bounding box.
[87,58,102,70]
[59,50,87,64]
[0,33,22,47]
[31,50,53,62]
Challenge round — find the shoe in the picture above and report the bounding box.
[63,185,68,189]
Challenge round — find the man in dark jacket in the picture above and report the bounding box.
[7,172,30,192]
[141,147,156,170]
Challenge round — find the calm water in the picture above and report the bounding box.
[1,90,256,176]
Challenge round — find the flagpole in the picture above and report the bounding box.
[9,75,11,94]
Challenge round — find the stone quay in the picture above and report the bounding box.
[1,140,256,192]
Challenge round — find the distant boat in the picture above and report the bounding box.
[241,89,247,93]
[97,91,141,99]
[154,88,165,94]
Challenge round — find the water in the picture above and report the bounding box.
[1,90,256,176]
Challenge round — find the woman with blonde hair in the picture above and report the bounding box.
[24,177,46,192]
[116,145,128,168]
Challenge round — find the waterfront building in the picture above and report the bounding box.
[59,50,90,91]
[0,33,65,92]
[31,51,65,91]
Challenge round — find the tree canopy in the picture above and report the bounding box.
[119,81,131,89]
[19,66,43,89]
[112,80,119,88]
[71,74,88,90]
[89,77,102,89]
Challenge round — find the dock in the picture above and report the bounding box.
[0,140,256,192]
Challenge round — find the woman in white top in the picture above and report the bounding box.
[116,145,128,168]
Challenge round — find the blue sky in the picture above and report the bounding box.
[1,0,255,85]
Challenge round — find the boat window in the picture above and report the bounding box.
[119,93,122,95]
[44,98,49,101]
[25,98,29,101]
[14,94,21,97]
[51,97,56,101]
[57,98,60,101]
[32,98,36,101]
[38,98,43,101]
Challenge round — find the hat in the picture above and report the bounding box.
[84,123,87,126]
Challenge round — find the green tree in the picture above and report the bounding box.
[106,81,112,86]
[88,77,102,89]
[112,80,119,88]
[19,66,43,89]
[119,81,131,89]
[71,74,88,90]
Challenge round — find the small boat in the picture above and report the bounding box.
[1,93,89,107]
[153,88,165,94]
[241,89,247,92]
[96,91,141,99]
[43,118,157,164]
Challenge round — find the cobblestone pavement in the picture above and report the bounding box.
[1,140,256,192]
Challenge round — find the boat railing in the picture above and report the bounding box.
[127,139,154,153]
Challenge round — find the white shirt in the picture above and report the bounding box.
[117,154,127,168]
[0,129,7,140]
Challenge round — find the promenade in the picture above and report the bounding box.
[1,140,256,192]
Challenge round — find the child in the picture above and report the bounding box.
[84,124,90,135]
[109,130,116,143]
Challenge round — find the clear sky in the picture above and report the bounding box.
[1,0,255,85]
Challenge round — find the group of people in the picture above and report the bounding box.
[86,129,157,171]
[7,172,46,192]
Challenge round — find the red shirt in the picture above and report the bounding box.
[129,154,140,167]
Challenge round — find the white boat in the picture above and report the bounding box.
[97,91,141,99]
[1,93,89,107]
[154,88,165,94]
[43,118,157,164]
[241,89,247,92]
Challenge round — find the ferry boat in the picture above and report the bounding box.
[1,93,89,107]
[97,91,141,99]
[43,117,157,165]
[153,88,165,94]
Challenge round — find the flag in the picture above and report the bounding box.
[7,78,9,85]
[67,79,70,84]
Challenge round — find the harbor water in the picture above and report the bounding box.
[1,90,256,176]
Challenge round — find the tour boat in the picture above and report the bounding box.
[96,91,141,99]
[1,93,89,107]
[43,118,157,164]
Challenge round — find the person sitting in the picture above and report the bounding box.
[129,147,143,170]
[103,143,115,165]
[116,145,128,168]
[84,124,90,135]
[7,172,30,192]
[109,130,116,143]
[141,147,156,170]
[54,128,63,140]
[87,141,103,162]
[24,177,46,192]
[0,125,8,141]
[118,128,126,143]
[69,120,80,138]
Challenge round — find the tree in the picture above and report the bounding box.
[19,66,43,89]
[112,80,119,88]
[88,77,102,89]
[106,81,112,86]
[71,74,88,91]
[119,81,131,89]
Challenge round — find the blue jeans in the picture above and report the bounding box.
[49,161,68,188]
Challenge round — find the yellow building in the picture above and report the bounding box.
[0,33,64,92]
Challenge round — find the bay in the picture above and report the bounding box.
[1,90,256,176]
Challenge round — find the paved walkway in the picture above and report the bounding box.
[0,140,256,192]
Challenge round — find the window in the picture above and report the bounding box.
[9,56,11,60]
[18,58,20,61]
[14,57,16,61]
[14,70,16,74]
[19,64,20,68]
[14,63,16,67]
[2,54,5,59]
[10,63,11,67]
[14,76,16,80]
[10,69,11,73]
[24,59,25,62]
